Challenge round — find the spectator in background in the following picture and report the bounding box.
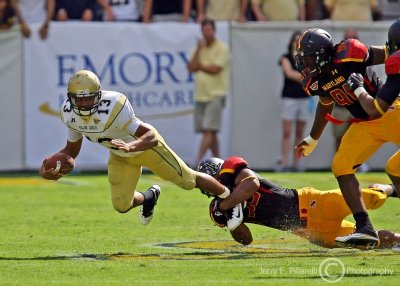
[323,0,381,21]
[305,0,328,20]
[13,0,55,40]
[55,0,113,21]
[0,0,15,30]
[330,28,370,172]
[142,0,192,23]
[187,19,230,167]
[276,31,309,172]
[195,0,248,23]
[251,0,306,21]
[107,0,140,21]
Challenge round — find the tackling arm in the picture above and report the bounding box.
[347,72,400,119]
[218,168,260,211]
[369,46,387,65]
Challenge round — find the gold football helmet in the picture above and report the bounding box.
[67,70,102,116]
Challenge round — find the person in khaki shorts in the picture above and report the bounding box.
[251,0,305,21]
[187,18,230,167]
[195,0,248,22]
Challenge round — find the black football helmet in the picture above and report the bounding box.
[387,18,400,55]
[209,198,227,227]
[295,28,334,77]
[197,157,224,197]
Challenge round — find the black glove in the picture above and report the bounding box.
[346,73,364,92]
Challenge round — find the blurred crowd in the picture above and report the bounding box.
[1,1,400,39]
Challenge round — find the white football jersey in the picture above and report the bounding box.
[60,90,143,158]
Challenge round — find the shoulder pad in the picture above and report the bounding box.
[385,51,400,75]
[220,156,248,175]
[333,39,369,64]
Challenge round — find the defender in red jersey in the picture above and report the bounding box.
[199,157,400,249]
[345,19,400,252]
[293,28,400,248]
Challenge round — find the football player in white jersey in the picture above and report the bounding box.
[39,70,243,227]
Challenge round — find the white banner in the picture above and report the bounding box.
[24,22,230,170]
[0,28,24,170]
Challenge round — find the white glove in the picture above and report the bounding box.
[301,135,318,156]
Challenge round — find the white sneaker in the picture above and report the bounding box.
[335,232,379,249]
[392,244,400,252]
[225,203,243,231]
[139,185,161,225]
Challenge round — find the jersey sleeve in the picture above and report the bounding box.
[376,74,400,105]
[376,52,400,104]
[385,51,400,76]
[67,128,83,142]
[333,39,369,65]
[115,96,143,135]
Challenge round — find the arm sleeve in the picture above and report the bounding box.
[67,128,83,142]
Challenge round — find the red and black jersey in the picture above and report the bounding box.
[376,50,400,105]
[218,157,301,231]
[302,39,381,119]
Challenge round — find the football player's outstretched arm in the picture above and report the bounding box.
[39,139,82,180]
[295,98,334,158]
[230,223,253,245]
[219,168,259,211]
[347,73,399,119]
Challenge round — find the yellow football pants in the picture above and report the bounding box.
[107,127,196,212]
[332,98,400,177]
[295,187,387,248]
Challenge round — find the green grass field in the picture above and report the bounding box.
[0,172,399,285]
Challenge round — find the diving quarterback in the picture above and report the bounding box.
[39,70,243,229]
[293,28,400,248]
[198,157,400,249]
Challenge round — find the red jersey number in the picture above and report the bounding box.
[330,84,358,106]
[247,192,261,218]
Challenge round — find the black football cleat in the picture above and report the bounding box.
[139,185,161,225]
[335,232,379,249]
